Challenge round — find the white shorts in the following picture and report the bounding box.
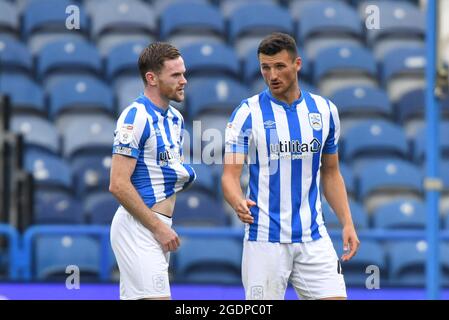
[110,206,171,300]
[242,236,346,300]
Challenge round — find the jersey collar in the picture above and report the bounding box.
[137,93,170,117]
[266,88,304,110]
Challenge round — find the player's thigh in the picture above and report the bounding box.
[242,240,292,300]
[290,237,346,300]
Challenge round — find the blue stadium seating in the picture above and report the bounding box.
[0,35,33,75]
[413,122,449,163]
[334,239,386,286]
[115,77,143,113]
[387,241,449,286]
[72,155,112,197]
[331,86,392,120]
[160,1,225,40]
[84,192,119,225]
[90,0,156,39]
[23,0,88,39]
[173,190,230,226]
[180,42,240,79]
[372,199,426,229]
[322,199,369,230]
[11,115,60,155]
[186,77,250,118]
[342,120,409,162]
[314,44,378,96]
[360,1,425,48]
[397,88,424,124]
[381,47,425,84]
[37,38,102,80]
[228,3,293,43]
[357,159,423,201]
[314,44,377,83]
[295,0,362,44]
[34,191,83,224]
[60,114,116,158]
[0,74,45,115]
[0,0,19,35]
[48,75,114,119]
[174,237,241,283]
[34,235,100,280]
[24,149,72,190]
[106,40,146,80]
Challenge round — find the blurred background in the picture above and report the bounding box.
[0,0,449,300]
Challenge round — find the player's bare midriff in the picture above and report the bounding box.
[150,193,176,218]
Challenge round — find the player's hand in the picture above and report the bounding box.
[153,222,181,252]
[234,199,256,224]
[341,224,360,262]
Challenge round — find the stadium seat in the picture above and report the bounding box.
[0,35,33,75]
[313,44,378,96]
[115,77,143,113]
[186,77,250,118]
[34,191,83,224]
[48,75,114,120]
[72,155,112,198]
[180,42,240,79]
[194,113,229,157]
[90,0,156,39]
[37,38,102,80]
[413,122,449,163]
[173,190,230,226]
[322,199,369,230]
[219,0,276,17]
[228,2,293,44]
[381,47,426,102]
[357,159,423,212]
[372,199,426,229]
[188,163,219,194]
[11,115,60,155]
[330,86,392,123]
[60,114,116,159]
[106,40,146,80]
[387,241,449,286]
[397,88,425,126]
[23,0,88,51]
[0,0,19,35]
[341,120,409,163]
[84,192,119,225]
[160,1,225,40]
[294,0,363,57]
[34,235,100,280]
[333,239,386,286]
[0,74,45,115]
[359,1,425,58]
[174,237,241,284]
[24,149,72,191]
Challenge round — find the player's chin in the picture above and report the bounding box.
[171,91,185,103]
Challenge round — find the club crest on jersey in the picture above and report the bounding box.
[308,113,322,131]
[118,125,134,144]
[153,275,166,292]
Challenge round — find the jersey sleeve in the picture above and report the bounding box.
[112,105,150,159]
[323,99,340,154]
[224,101,252,155]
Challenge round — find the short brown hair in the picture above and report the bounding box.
[138,42,181,85]
[257,32,298,60]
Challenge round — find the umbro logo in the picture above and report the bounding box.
[263,120,276,129]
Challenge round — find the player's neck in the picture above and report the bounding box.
[144,88,170,111]
[271,86,301,106]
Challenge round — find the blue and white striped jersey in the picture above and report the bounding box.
[225,89,340,243]
[113,94,196,208]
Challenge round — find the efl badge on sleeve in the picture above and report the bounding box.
[308,113,322,131]
[119,124,134,144]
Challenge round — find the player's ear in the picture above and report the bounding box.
[146,71,158,86]
[295,56,302,73]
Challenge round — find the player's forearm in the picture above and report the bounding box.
[221,173,245,210]
[321,169,354,228]
[109,180,162,232]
